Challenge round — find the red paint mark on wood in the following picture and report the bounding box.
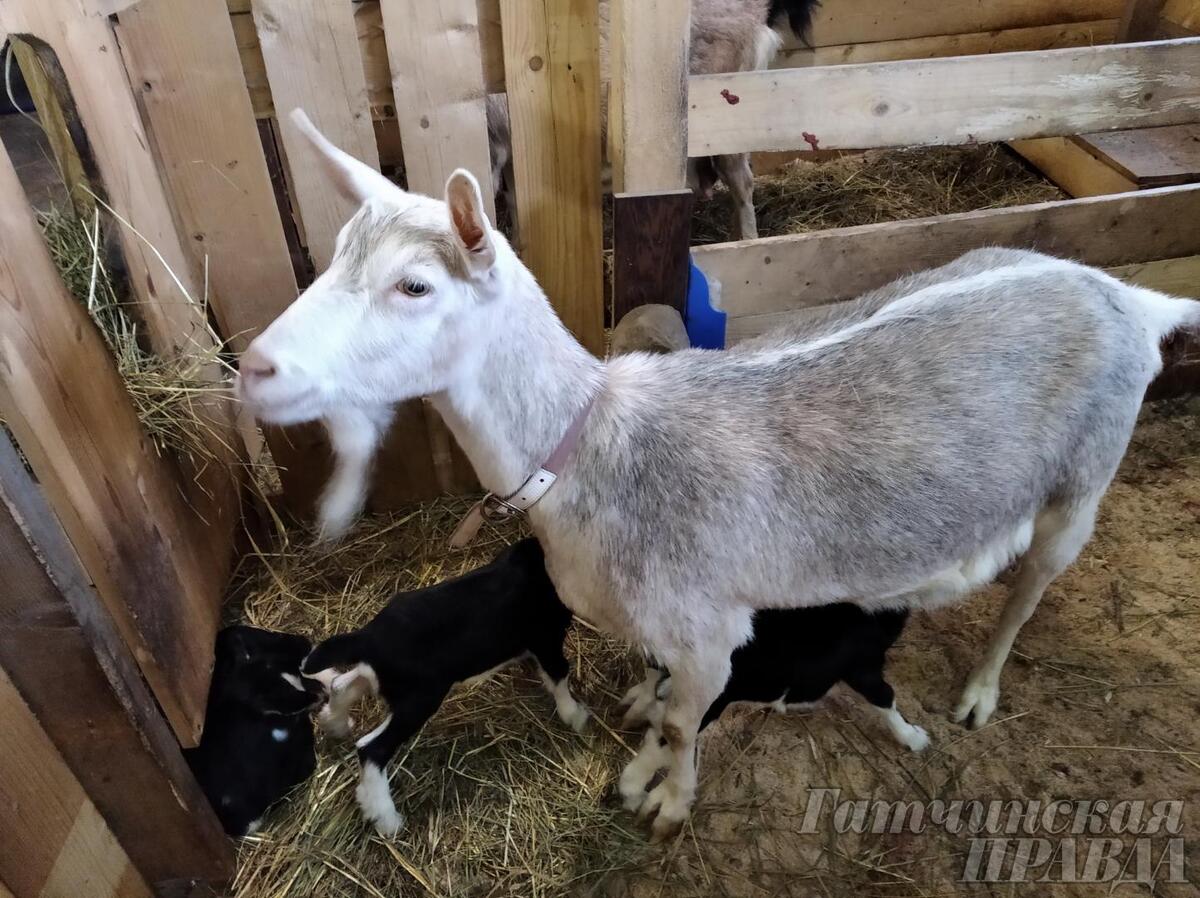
[720,88,740,105]
[802,132,820,150]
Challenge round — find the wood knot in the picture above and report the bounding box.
[529,55,544,71]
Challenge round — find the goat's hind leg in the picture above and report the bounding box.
[713,154,758,240]
[954,496,1101,729]
[843,671,929,752]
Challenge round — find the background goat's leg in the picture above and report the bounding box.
[954,494,1102,728]
[713,154,757,240]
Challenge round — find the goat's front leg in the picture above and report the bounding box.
[626,643,733,842]
[316,405,393,540]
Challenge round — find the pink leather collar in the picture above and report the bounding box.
[449,390,599,549]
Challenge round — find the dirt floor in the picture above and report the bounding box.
[231,397,1200,898]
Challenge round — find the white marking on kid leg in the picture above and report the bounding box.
[619,730,669,812]
[245,818,263,835]
[355,714,393,750]
[876,702,930,752]
[280,672,305,692]
[619,670,662,728]
[271,727,289,742]
[355,762,403,836]
[538,670,589,732]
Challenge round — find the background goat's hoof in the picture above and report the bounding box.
[370,808,404,838]
[562,704,590,733]
[952,678,999,730]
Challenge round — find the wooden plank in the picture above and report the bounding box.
[608,0,690,193]
[789,0,1123,49]
[500,0,605,354]
[693,184,1200,323]
[775,20,1120,69]
[1164,0,1200,32]
[0,439,233,890]
[0,666,153,898]
[0,136,222,745]
[612,189,694,324]
[691,38,1200,157]
[698,38,1200,157]
[378,0,494,219]
[1077,124,1200,185]
[1009,135,1139,196]
[232,0,505,120]
[250,0,380,270]
[1118,0,1169,39]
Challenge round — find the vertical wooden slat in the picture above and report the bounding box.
[379,0,495,218]
[608,0,691,193]
[500,0,605,354]
[0,667,154,898]
[114,0,329,509]
[0,135,219,745]
[250,0,380,269]
[1118,0,1169,39]
[612,189,694,323]
[0,436,233,889]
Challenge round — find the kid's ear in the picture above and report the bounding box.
[290,108,406,205]
[445,168,497,275]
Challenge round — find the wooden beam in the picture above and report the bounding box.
[0,136,222,745]
[500,0,605,354]
[693,184,1200,326]
[774,20,1120,69]
[688,38,1200,157]
[1009,136,1140,196]
[0,437,233,890]
[250,0,380,270]
[786,0,1124,49]
[612,189,694,324]
[608,0,690,193]
[0,665,153,898]
[1117,0,1169,39]
[378,0,494,219]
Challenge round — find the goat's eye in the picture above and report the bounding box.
[396,278,430,297]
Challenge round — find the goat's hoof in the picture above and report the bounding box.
[635,782,668,822]
[903,724,931,753]
[566,705,590,733]
[371,808,404,838]
[952,680,999,730]
[649,812,685,844]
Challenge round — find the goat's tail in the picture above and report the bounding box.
[302,632,364,675]
[1133,287,1200,343]
[767,0,820,43]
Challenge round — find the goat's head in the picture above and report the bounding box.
[237,110,507,425]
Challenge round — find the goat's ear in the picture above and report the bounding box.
[445,168,496,275]
[289,108,403,205]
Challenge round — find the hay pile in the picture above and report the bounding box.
[691,144,1064,244]
[230,503,651,898]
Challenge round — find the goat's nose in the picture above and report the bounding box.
[240,345,277,380]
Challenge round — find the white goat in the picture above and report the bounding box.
[238,112,1199,840]
[486,0,818,241]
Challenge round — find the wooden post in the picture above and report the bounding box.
[608,0,694,322]
[608,0,691,193]
[500,0,605,354]
[0,135,222,745]
[0,667,155,898]
[0,436,233,892]
[1118,0,1169,40]
[612,189,694,323]
[379,0,495,218]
